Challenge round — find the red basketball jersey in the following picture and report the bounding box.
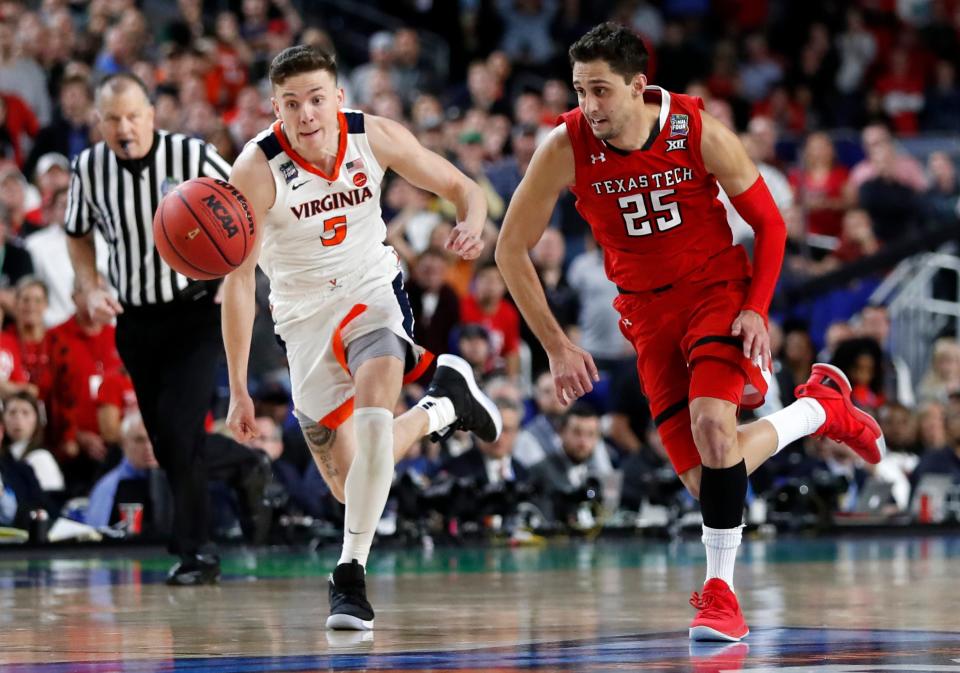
[561,87,750,293]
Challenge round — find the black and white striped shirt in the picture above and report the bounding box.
[64,130,232,306]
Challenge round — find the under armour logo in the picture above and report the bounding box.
[665,138,687,152]
[591,153,606,164]
[328,279,339,288]
[622,318,633,326]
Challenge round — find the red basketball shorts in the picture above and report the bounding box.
[615,277,768,475]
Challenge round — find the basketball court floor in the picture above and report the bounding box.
[0,534,958,672]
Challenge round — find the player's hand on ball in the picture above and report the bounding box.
[445,222,484,260]
[227,393,258,442]
[79,287,123,326]
[731,309,771,372]
[548,341,600,407]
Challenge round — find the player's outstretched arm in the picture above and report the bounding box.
[367,115,487,259]
[496,124,598,404]
[701,112,787,371]
[222,143,272,442]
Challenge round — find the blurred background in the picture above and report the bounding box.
[0,0,959,548]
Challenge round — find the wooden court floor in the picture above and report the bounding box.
[0,534,958,672]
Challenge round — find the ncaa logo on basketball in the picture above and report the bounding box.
[669,114,689,137]
[666,138,687,152]
[200,194,239,238]
[279,161,298,184]
[353,172,367,187]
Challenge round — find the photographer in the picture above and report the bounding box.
[528,403,611,526]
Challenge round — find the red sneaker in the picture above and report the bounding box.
[795,363,886,464]
[689,578,749,641]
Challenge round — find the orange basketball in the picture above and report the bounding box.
[153,177,256,280]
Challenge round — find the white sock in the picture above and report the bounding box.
[762,397,827,454]
[702,524,743,591]
[338,407,394,568]
[415,395,456,434]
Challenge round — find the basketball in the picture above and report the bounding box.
[153,177,256,280]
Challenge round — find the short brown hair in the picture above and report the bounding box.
[569,22,649,83]
[269,45,337,86]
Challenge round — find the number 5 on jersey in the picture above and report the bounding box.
[619,188,682,237]
[322,215,347,246]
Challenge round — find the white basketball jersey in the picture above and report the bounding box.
[251,110,391,299]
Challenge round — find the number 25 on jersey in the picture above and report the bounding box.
[618,188,683,237]
[321,215,347,246]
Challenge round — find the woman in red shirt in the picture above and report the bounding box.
[790,132,849,238]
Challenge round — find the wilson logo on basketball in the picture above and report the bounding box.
[186,228,200,240]
[200,194,239,238]
[353,172,367,187]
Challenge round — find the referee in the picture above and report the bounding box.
[65,73,234,585]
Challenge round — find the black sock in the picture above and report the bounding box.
[699,460,748,529]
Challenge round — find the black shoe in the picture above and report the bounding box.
[165,554,221,586]
[424,354,502,442]
[326,560,374,630]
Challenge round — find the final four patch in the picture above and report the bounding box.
[279,160,298,184]
[669,114,689,137]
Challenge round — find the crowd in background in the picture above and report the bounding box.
[0,0,959,541]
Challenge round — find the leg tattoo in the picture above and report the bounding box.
[304,423,339,478]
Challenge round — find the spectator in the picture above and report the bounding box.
[392,28,438,106]
[846,123,927,198]
[0,405,49,528]
[250,414,332,522]
[835,8,877,97]
[0,204,34,315]
[924,151,960,224]
[0,169,41,235]
[790,132,849,239]
[406,248,461,359]
[655,22,705,94]
[858,304,915,407]
[879,402,921,455]
[0,303,31,397]
[777,323,816,408]
[723,128,793,247]
[485,123,538,208]
[525,227,577,376]
[909,399,960,492]
[460,262,521,377]
[93,25,136,80]
[449,128,505,221]
[494,0,559,68]
[2,390,63,493]
[384,178,443,265]
[7,277,50,395]
[566,237,631,372]
[917,400,948,452]
[456,323,500,384]
[807,208,880,273]
[350,31,397,108]
[874,46,925,134]
[831,337,887,414]
[528,403,612,524]
[0,93,40,170]
[46,279,124,488]
[739,33,783,103]
[449,61,510,117]
[440,396,528,487]
[923,59,960,132]
[918,337,960,402]
[23,75,93,179]
[0,19,52,126]
[25,187,110,327]
[85,410,160,529]
[96,365,138,446]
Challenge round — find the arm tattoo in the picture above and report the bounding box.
[304,424,338,477]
